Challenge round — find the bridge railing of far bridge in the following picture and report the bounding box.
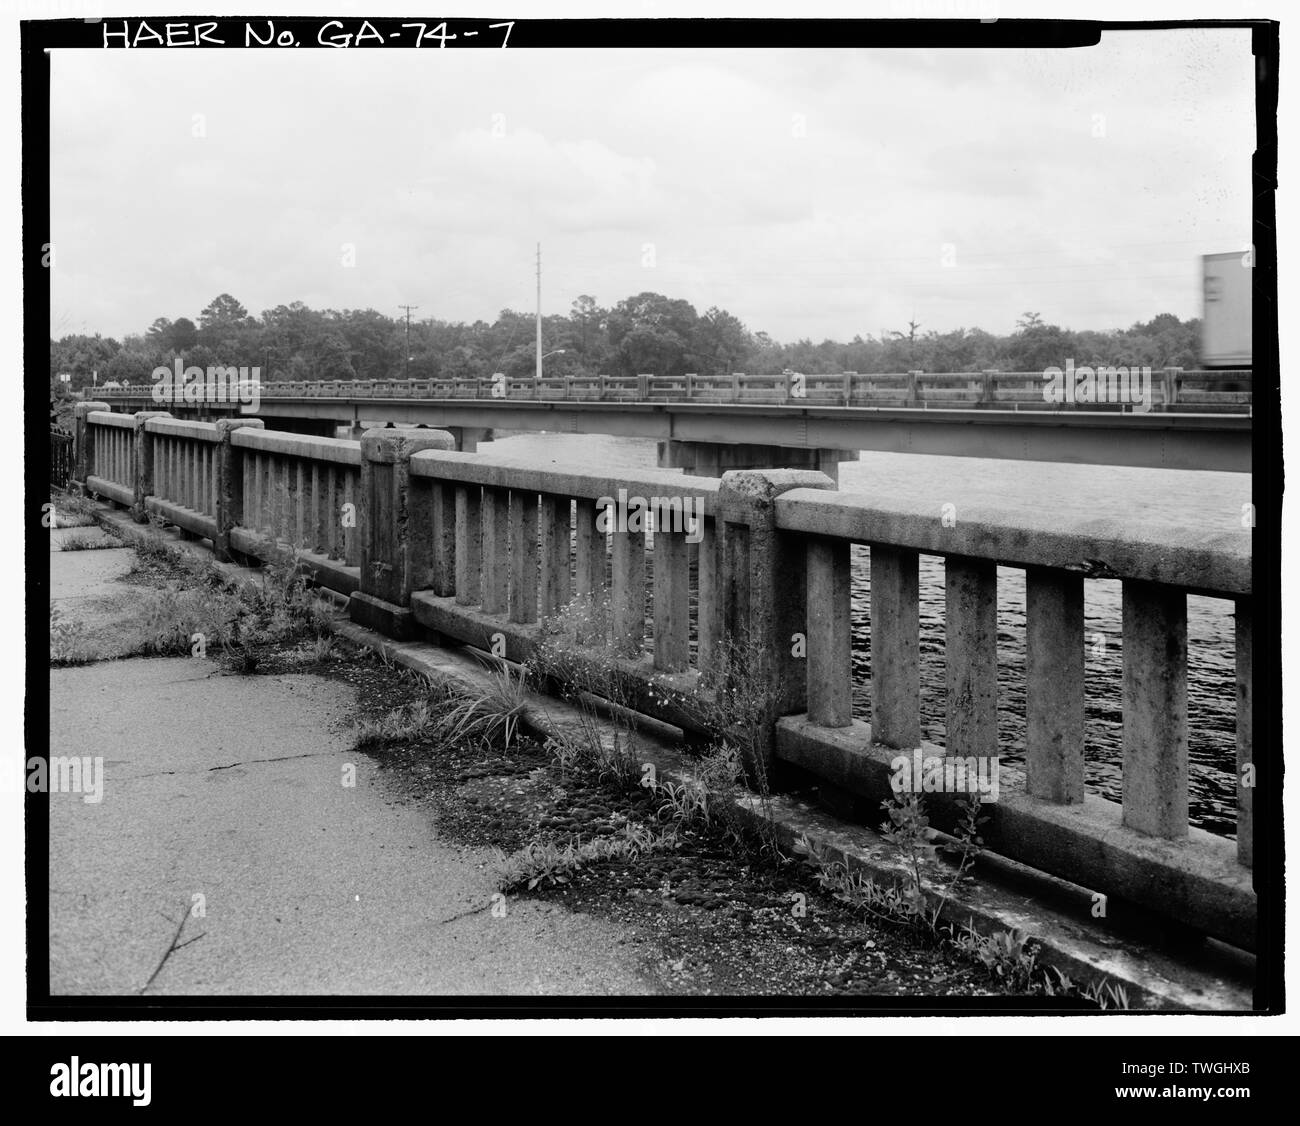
[69,405,1256,953]
[93,368,1253,414]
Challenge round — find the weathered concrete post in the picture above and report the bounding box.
[714,468,836,784]
[73,401,110,490]
[1162,367,1182,409]
[214,417,264,563]
[350,426,455,639]
[131,411,172,523]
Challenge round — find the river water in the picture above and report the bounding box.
[487,431,1250,839]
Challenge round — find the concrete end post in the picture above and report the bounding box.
[131,411,171,523]
[214,417,264,562]
[714,467,837,786]
[72,401,110,488]
[350,426,456,640]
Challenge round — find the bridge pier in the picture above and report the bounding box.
[657,440,859,484]
[446,426,491,453]
[248,416,340,439]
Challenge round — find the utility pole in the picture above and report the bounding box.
[535,243,543,381]
[398,304,418,379]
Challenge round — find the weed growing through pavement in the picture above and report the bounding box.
[46,489,101,529]
[50,522,339,670]
[351,664,528,754]
[438,660,530,751]
[56,530,116,551]
[494,824,682,893]
[529,593,643,789]
[49,608,91,666]
[794,790,1128,1006]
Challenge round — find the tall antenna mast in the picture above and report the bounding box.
[398,304,418,379]
[535,243,543,381]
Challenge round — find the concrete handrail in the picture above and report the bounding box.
[143,417,222,443]
[86,409,138,428]
[92,369,1253,416]
[231,426,363,466]
[774,489,1251,597]
[409,448,721,506]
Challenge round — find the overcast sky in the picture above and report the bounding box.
[49,31,1254,345]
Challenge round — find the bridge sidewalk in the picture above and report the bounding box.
[46,533,651,995]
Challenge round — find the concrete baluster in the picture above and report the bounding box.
[870,545,921,750]
[508,489,540,624]
[539,494,572,618]
[610,504,645,658]
[652,513,690,673]
[1024,568,1085,803]
[454,485,483,607]
[695,516,720,676]
[429,481,457,598]
[1121,580,1188,838]
[945,556,998,761]
[480,487,510,616]
[806,537,853,728]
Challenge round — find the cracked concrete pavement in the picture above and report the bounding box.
[47,536,652,995]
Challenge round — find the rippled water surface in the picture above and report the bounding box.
[490,431,1250,838]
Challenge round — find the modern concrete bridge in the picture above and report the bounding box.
[94,368,1253,475]
[70,401,1257,976]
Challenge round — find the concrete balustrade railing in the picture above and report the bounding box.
[775,491,1254,950]
[78,405,139,510]
[94,368,1253,414]
[225,426,365,593]
[142,417,222,541]
[69,412,1255,951]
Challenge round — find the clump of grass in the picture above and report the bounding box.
[437,661,530,751]
[51,537,337,670]
[494,824,680,893]
[545,726,642,791]
[353,699,443,750]
[57,531,117,551]
[792,793,1126,1004]
[654,742,745,829]
[49,608,91,666]
[529,593,645,789]
[47,490,100,529]
[795,792,986,935]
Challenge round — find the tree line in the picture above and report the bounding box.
[49,292,1205,395]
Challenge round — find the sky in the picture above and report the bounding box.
[49,31,1255,345]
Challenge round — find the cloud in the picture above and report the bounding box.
[50,34,1253,344]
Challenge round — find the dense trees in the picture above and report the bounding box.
[48,293,1206,397]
